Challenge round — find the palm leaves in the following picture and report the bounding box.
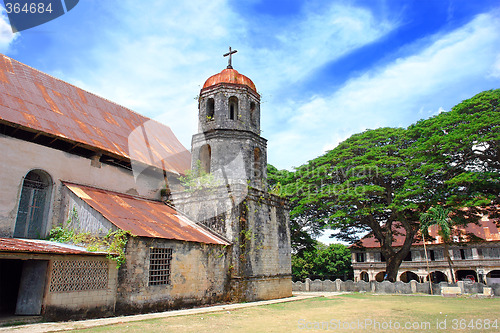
[419,206,455,283]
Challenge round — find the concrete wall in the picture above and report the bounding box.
[43,256,118,320]
[292,278,500,296]
[115,237,231,314]
[0,134,164,238]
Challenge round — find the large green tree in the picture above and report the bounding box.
[292,243,353,281]
[283,127,424,281]
[275,89,499,281]
[408,89,500,216]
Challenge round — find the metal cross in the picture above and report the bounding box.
[223,47,237,69]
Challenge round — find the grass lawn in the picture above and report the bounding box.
[73,294,500,333]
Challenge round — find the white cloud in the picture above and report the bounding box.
[56,0,397,158]
[267,11,500,169]
[247,3,397,92]
[0,8,18,53]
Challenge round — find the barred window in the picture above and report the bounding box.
[149,248,172,286]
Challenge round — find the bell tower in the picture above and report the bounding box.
[172,49,292,302]
[191,48,267,189]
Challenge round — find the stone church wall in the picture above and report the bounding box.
[237,188,292,300]
[171,185,292,302]
[0,135,164,238]
[115,236,231,314]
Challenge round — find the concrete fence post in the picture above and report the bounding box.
[410,280,417,293]
[305,278,311,292]
[335,279,342,291]
[457,281,465,294]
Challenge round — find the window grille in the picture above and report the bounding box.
[49,260,108,292]
[149,248,172,286]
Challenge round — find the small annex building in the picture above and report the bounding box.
[0,53,292,320]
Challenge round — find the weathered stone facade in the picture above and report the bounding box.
[115,237,231,314]
[172,182,292,302]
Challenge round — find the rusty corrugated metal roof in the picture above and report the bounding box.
[0,237,107,255]
[63,182,230,245]
[0,54,190,175]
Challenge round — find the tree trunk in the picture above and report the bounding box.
[385,255,403,282]
[443,242,455,283]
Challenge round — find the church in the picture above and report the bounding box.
[0,51,292,320]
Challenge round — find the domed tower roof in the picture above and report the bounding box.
[202,68,257,92]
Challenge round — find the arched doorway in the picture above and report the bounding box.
[426,271,448,283]
[400,271,419,283]
[360,271,369,282]
[375,271,386,282]
[14,170,52,239]
[486,270,500,285]
[456,270,477,282]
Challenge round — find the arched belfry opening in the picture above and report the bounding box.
[206,98,215,120]
[229,96,238,120]
[200,144,211,173]
[253,147,261,178]
[14,169,52,239]
[250,101,257,126]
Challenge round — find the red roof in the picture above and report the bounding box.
[353,216,500,248]
[64,182,230,245]
[202,68,257,92]
[0,54,190,175]
[0,238,107,255]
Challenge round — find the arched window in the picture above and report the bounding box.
[206,98,215,120]
[14,170,52,239]
[250,101,256,126]
[253,147,261,178]
[228,96,238,120]
[200,144,211,173]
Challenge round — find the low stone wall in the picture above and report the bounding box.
[293,278,500,296]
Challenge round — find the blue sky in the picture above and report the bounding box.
[1,0,500,172]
